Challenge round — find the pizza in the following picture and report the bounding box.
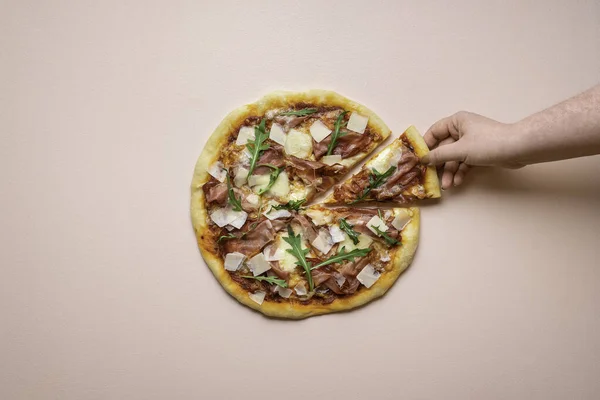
[326,126,441,204]
[190,90,439,319]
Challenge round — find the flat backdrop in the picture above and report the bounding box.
[2,1,600,399]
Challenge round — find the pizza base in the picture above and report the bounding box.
[403,125,441,199]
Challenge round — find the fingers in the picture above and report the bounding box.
[441,161,459,189]
[453,163,470,186]
[421,141,466,165]
[423,112,463,149]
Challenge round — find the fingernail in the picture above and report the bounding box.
[420,155,430,165]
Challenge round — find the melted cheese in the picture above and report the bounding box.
[368,146,402,174]
[321,155,342,165]
[338,233,373,252]
[304,208,332,226]
[268,170,290,197]
[284,129,313,158]
[234,166,249,187]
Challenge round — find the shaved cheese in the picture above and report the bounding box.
[229,211,248,229]
[276,286,293,298]
[367,215,388,235]
[278,236,297,272]
[392,210,412,231]
[321,155,342,165]
[384,210,393,220]
[294,283,307,296]
[236,126,255,145]
[347,112,369,134]
[234,166,249,187]
[210,207,246,228]
[335,274,346,288]
[369,147,402,174]
[357,264,380,288]
[246,193,260,206]
[249,291,266,305]
[247,253,271,276]
[224,252,245,271]
[263,245,285,261]
[338,232,373,252]
[284,129,313,159]
[305,208,332,226]
[267,170,290,197]
[207,161,227,182]
[329,225,345,243]
[269,123,287,146]
[248,174,270,193]
[311,229,334,255]
[309,120,332,142]
[264,208,292,220]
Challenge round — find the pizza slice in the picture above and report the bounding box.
[325,126,441,204]
[197,204,419,319]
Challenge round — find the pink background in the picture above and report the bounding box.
[2,1,600,399]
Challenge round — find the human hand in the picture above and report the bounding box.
[421,111,523,189]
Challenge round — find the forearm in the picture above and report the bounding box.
[513,84,600,165]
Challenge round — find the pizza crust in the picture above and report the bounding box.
[403,125,441,199]
[191,90,397,319]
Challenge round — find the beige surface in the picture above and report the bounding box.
[1,0,600,399]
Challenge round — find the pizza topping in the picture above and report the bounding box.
[294,282,308,296]
[263,207,292,220]
[248,291,266,305]
[313,247,371,270]
[339,218,360,244]
[372,226,400,246]
[326,111,348,156]
[335,273,346,288]
[210,207,246,228]
[272,199,306,211]
[305,208,332,226]
[339,232,373,252]
[369,147,403,175]
[309,120,332,143]
[263,244,285,261]
[224,252,245,271]
[314,132,372,160]
[229,211,248,229]
[329,225,345,243]
[269,123,287,146]
[245,193,260,207]
[279,108,318,117]
[293,214,319,243]
[248,174,270,192]
[265,170,290,198]
[282,225,314,291]
[346,112,369,134]
[275,286,293,298]
[311,229,334,255]
[236,126,255,145]
[366,215,388,235]
[246,119,270,176]
[321,155,342,165]
[225,174,243,211]
[256,164,282,195]
[222,219,286,256]
[284,129,313,159]
[242,275,288,288]
[207,161,227,182]
[233,166,249,188]
[392,210,412,231]
[205,182,228,205]
[356,264,380,288]
[381,251,391,262]
[350,166,396,204]
[247,253,272,276]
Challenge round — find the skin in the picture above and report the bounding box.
[421,84,600,189]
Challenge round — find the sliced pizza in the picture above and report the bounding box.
[196,204,419,319]
[326,126,441,204]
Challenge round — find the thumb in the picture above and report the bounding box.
[421,142,467,165]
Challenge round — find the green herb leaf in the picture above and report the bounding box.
[350,166,397,204]
[272,199,306,211]
[326,111,348,156]
[339,218,360,245]
[225,173,243,211]
[282,225,314,291]
[241,275,288,288]
[217,233,237,243]
[278,108,318,117]
[246,119,270,176]
[312,247,372,270]
[371,225,400,246]
[256,164,281,195]
[377,209,384,220]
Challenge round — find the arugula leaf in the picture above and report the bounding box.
[377,209,384,220]
[339,218,360,245]
[372,225,400,246]
[326,111,348,156]
[246,119,270,176]
[256,164,281,195]
[272,199,306,211]
[282,225,314,291]
[278,108,318,117]
[311,247,372,270]
[241,275,288,288]
[217,233,237,243]
[225,173,243,211]
[350,166,397,204]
